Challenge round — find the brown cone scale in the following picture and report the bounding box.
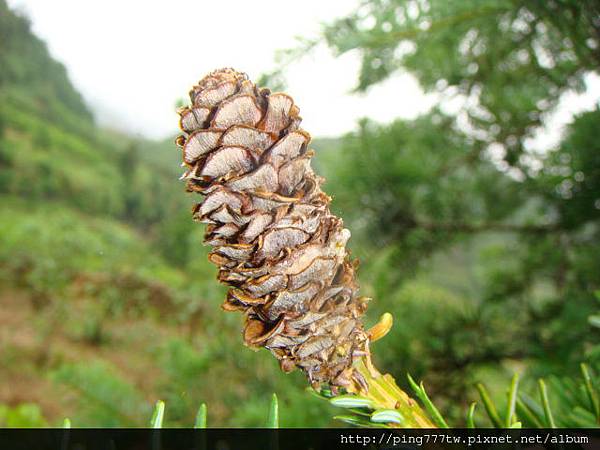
[177,68,370,388]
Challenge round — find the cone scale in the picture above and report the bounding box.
[176,68,434,427]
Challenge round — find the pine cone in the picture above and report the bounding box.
[176,68,370,388]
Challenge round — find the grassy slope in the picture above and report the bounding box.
[0,1,336,427]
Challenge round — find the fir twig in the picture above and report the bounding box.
[476,383,503,427]
[194,403,207,429]
[505,373,519,427]
[538,380,556,428]
[266,394,279,428]
[176,69,437,429]
[407,374,449,428]
[371,409,404,425]
[581,363,600,422]
[151,400,165,428]
[466,403,476,428]
[330,395,374,409]
[516,398,544,428]
[333,415,387,428]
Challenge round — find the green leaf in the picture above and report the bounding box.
[334,415,387,428]
[330,395,374,409]
[319,386,334,398]
[519,392,545,419]
[419,383,449,428]
[194,403,207,429]
[466,402,476,428]
[62,418,71,428]
[538,380,556,428]
[306,387,329,400]
[580,363,600,421]
[370,409,404,424]
[151,400,165,428]
[505,373,519,427]
[509,421,522,428]
[347,408,373,417]
[476,383,503,428]
[407,373,421,394]
[407,374,449,428]
[571,406,598,427]
[266,393,279,428]
[516,398,544,428]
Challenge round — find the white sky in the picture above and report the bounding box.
[7,0,436,139]
[6,0,600,143]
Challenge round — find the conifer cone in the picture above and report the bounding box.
[176,68,370,388]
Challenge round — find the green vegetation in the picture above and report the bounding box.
[0,0,331,427]
[269,0,600,425]
[0,0,598,427]
[324,365,599,428]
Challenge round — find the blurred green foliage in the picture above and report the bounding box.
[0,0,598,428]
[0,0,334,427]
[0,403,47,428]
[306,0,600,424]
[51,361,150,427]
[0,1,92,133]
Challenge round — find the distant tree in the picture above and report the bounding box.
[118,142,140,222]
[0,0,93,125]
[0,108,5,140]
[269,0,600,411]
[319,0,599,170]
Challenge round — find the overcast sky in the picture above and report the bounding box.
[7,0,600,143]
[7,0,439,139]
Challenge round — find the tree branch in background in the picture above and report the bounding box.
[416,221,559,234]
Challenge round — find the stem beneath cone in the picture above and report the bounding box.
[348,353,436,428]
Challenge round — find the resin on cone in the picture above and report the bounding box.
[176,68,370,388]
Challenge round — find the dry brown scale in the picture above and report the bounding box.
[176,68,371,389]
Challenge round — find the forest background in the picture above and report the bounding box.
[0,0,598,427]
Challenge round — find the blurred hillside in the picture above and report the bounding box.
[0,0,337,427]
[0,0,598,428]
